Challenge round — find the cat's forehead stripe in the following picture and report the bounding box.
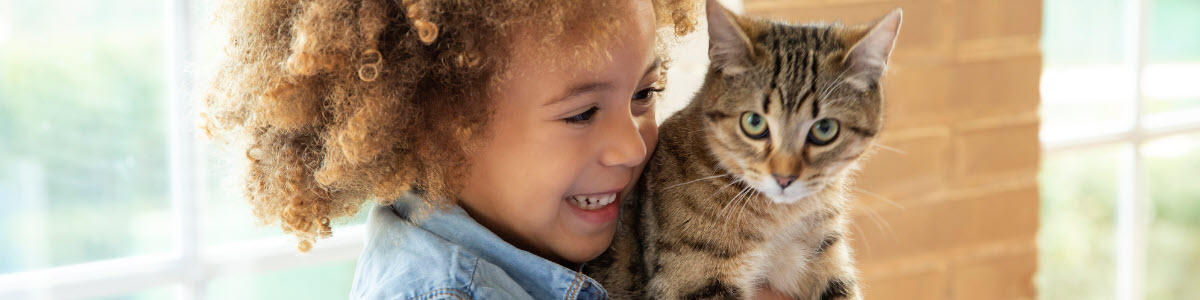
[809,53,821,118]
[765,37,781,114]
[774,25,821,116]
[786,29,807,113]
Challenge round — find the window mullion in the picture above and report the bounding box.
[166,0,203,298]
[1115,0,1151,299]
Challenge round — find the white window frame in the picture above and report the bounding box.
[0,1,365,299]
[1041,0,1200,299]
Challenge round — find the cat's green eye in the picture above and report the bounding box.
[740,112,769,139]
[807,118,840,145]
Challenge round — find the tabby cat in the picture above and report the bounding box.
[584,0,901,299]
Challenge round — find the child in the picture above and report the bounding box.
[200,0,697,298]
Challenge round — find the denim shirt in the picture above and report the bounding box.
[350,197,608,300]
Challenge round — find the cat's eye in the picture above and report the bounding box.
[807,118,840,145]
[740,112,769,139]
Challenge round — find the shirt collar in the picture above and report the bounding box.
[391,199,606,299]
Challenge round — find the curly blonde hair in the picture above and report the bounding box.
[200,0,698,252]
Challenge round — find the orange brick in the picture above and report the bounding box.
[955,35,1041,62]
[940,185,1040,246]
[950,249,1038,300]
[848,197,950,263]
[949,55,1042,121]
[882,63,955,130]
[854,128,951,201]
[955,0,1043,41]
[861,266,949,300]
[744,0,951,54]
[952,121,1040,179]
[848,183,1038,263]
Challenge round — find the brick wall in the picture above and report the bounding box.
[738,0,1044,298]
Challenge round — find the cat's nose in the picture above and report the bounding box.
[773,174,797,188]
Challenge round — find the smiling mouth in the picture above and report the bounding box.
[566,192,618,210]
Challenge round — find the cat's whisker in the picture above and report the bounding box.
[873,143,906,155]
[732,186,762,232]
[722,185,751,221]
[721,185,753,231]
[734,188,761,226]
[711,184,751,252]
[715,191,736,235]
[712,180,744,221]
[726,189,748,229]
[849,220,871,255]
[853,187,904,210]
[663,174,729,190]
[715,189,738,221]
[730,189,753,231]
[855,202,897,242]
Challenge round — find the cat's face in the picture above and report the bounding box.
[700,3,901,204]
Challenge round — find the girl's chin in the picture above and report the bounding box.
[547,194,621,263]
[553,232,616,264]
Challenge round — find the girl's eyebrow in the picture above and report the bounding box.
[556,82,615,105]
[641,57,663,80]
[545,57,664,107]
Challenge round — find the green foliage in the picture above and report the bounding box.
[1037,147,1119,300]
[0,21,170,272]
[1144,136,1200,300]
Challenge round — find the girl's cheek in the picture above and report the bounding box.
[638,110,658,160]
[631,102,652,117]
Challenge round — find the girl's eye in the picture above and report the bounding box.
[632,87,664,102]
[563,107,599,124]
[807,118,840,145]
[739,112,769,139]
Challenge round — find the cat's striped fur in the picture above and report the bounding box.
[584,1,901,299]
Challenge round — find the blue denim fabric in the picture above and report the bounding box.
[350,196,608,300]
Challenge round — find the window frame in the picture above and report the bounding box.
[1040,0,1200,299]
[0,0,366,298]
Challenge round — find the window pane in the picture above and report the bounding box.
[1143,134,1200,300]
[1143,0,1200,127]
[205,260,357,299]
[1040,0,1134,141]
[0,0,170,273]
[1037,146,1122,300]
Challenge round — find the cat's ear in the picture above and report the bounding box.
[706,0,753,75]
[843,8,902,86]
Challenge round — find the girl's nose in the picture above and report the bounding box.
[599,113,648,168]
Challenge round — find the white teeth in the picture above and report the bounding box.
[567,193,617,210]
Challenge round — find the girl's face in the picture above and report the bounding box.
[459,0,659,265]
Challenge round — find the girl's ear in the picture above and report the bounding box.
[706,0,753,75]
[843,8,902,85]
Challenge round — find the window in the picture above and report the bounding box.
[0,0,367,298]
[1038,0,1200,299]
